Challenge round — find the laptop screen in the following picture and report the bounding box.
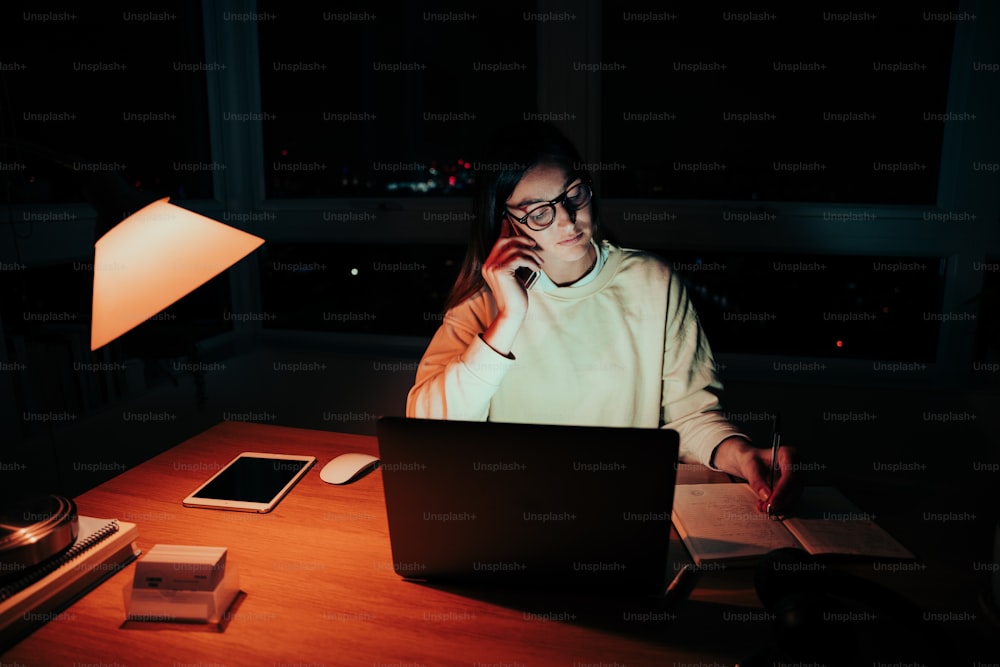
[376,417,680,595]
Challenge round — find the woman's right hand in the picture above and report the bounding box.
[479,218,543,355]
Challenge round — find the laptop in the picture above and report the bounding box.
[375,416,679,596]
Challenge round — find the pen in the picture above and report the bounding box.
[767,413,781,519]
[663,563,700,608]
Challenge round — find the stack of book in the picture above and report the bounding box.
[0,516,139,650]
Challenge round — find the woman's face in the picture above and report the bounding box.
[504,163,593,267]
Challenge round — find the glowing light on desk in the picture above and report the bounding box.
[90,198,264,350]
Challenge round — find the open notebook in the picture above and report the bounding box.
[672,484,915,566]
[0,516,139,649]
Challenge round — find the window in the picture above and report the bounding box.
[258,242,464,335]
[658,250,945,361]
[599,3,958,203]
[1,3,214,204]
[257,1,537,198]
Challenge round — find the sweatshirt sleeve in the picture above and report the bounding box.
[660,271,750,467]
[406,295,516,420]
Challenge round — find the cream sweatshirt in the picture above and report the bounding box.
[406,242,748,466]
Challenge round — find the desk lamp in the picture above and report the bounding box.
[90,197,264,350]
[2,193,263,587]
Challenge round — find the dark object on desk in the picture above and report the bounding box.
[739,547,956,667]
[319,453,381,485]
[376,417,679,595]
[1,495,79,571]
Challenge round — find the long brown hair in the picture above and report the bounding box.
[442,121,607,312]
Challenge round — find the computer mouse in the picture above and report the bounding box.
[319,452,380,485]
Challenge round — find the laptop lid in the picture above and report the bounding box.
[375,417,679,595]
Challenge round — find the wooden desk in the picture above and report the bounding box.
[1,421,992,665]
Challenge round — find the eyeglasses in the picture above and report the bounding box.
[505,181,592,231]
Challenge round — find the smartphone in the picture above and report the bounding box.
[504,216,540,289]
[182,452,317,512]
[515,266,540,289]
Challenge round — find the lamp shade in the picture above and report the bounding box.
[90,198,265,351]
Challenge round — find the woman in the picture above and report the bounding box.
[406,121,796,514]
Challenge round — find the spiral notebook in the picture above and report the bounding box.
[0,516,139,650]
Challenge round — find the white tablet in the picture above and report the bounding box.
[182,452,317,513]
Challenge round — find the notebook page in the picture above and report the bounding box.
[781,487,915,559]
[672,484,801,564]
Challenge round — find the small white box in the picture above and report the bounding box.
[125,561,239,624]
[134,545,227,592]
